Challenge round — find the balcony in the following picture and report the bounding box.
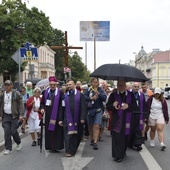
[39,63,54,69]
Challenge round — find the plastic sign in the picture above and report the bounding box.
[20,42,38,61]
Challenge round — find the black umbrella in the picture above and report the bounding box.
[40,117,43,153]
[90,63,148,82]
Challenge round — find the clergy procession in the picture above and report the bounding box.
[0,73,169,169]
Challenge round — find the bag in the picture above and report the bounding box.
[102,114,109,121]
[88,108,101,116]
[87,101,92,108]
[102,111,109,121]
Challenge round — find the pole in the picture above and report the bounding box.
[18,50,21,89]
[94,37,96,71]
[85,42,87,67]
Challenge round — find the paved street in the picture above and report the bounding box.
[0,100,170,170]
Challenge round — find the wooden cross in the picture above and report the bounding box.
[50,31,83,67]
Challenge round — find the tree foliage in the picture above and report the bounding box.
[69,52,90,83]
[0,0,54,81]
[0,0,91,82]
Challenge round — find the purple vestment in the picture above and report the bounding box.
[113,91,132,135]
[64,90,80,134]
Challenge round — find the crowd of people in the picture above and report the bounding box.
[0,77,169,164]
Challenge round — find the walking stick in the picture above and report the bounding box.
[40,116,43,153]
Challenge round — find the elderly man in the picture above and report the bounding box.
[0,80,24,155]
[128,82,147,151]
[140,82,153,141]
[40,76,64,152]
[59,79,87,157]
[106,79,137,162]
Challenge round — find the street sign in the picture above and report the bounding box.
[11,49,23,64]
[20,42,38,61]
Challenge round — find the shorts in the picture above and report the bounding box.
[148,116,165,126]
[87,109,103,125]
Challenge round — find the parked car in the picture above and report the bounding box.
[163,86,170,99]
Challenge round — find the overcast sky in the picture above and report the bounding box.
[24,0,170,71]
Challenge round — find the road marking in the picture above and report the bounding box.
[140,144,162,170]
[62,141,94,170]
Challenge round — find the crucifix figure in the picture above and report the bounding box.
[50,31,83,68]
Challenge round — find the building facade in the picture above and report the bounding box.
[20,44,56,85]
[134,46,170,89]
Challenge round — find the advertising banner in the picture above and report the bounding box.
[80,21,110,41]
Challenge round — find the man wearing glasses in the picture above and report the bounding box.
[128,82,147,151]
[0,80,24,155]
[40,76,64,152]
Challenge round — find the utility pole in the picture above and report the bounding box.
[50,31,83,80]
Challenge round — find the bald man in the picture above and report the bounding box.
[128,82,147,151]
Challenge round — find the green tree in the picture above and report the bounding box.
[48,29,66,80]
[69,52,90,83]
[0,0,54,81]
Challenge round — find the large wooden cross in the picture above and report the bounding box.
[50,31,83,67]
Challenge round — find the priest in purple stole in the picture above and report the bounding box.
[106,79,137,163]
[128,82,147,151]
[40,76,64,152]
[59,80,87,157]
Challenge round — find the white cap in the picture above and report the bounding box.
[154,87,161,94]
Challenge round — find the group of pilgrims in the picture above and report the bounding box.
[0,76,169,163]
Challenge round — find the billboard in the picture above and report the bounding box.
[80,21,110,41]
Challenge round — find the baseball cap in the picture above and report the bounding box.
[4,80,13,85]
[154,87,161,94]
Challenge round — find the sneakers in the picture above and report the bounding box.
[150,140,155,147]
[4,150,12,155]
[32,141,36,146]
[160,143,166,151]
[16,143,22,151]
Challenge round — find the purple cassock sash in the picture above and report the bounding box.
[64,90,80,134]
[113,91,132,135]
[44,88,60,131]
[139,92,144,130]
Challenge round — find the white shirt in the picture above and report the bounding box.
[4,91,12,114]
[150,97,164,119]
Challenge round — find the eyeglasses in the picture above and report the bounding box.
[50,84,56,86]
[35,91,41,93]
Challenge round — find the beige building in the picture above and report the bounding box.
[135,46,170,89]
[20,44,56,85]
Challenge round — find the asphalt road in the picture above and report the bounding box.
[0,100,170,170]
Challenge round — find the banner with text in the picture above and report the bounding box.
[80,21,110,41]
